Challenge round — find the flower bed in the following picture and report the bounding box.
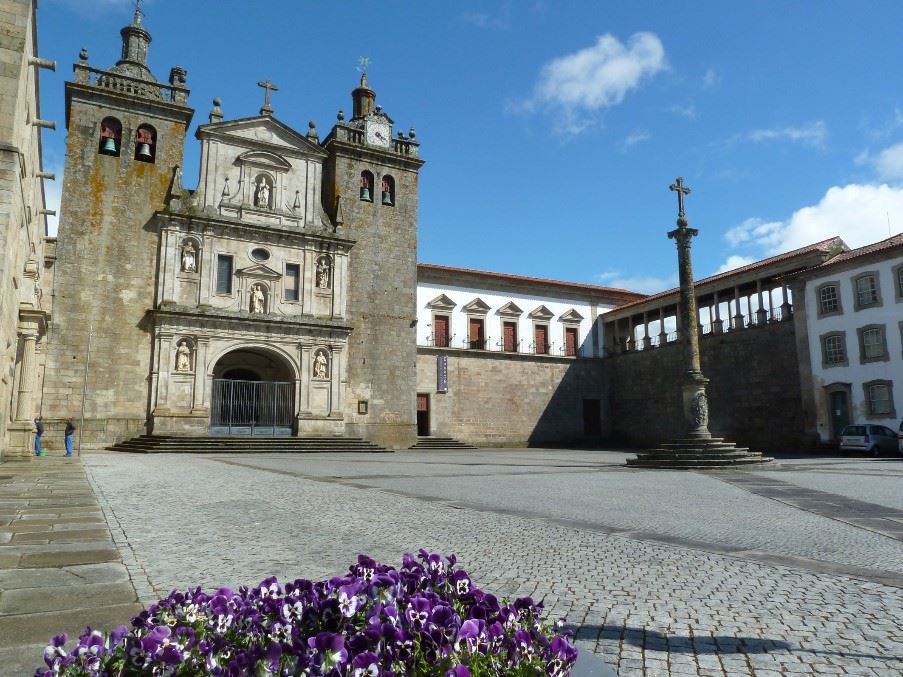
[38,550,578,676]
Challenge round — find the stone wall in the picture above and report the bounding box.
[0,0,52,460]
[416,348,606,446]
[603,320,808,452]
[41,82,192,449]
[323,136,423,449]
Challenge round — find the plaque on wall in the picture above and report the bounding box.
[437,355,448,393]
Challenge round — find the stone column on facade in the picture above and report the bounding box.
[333,253,348,319]
[755,279,768,325]
[302,250,315,314]
[163,228,177,304]
[658,306,666,345]
[732,285,743,329]
[14,332,38,420]
[713,290,723,333]
[192,338,209,412]
[299,342,313,414]
[767,283,774,319]
[642,312,651,349]
[780,283,792,320]
[198,239,212,303]
[329,346,343,416]
[157,334,173,411]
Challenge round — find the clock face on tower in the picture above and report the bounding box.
[365,121,391,148]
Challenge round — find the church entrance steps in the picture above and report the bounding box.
[107,435,389,454]
[626,437,772,469]
[409,437,478,450]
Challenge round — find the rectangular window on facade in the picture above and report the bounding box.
[216,254,233,294]
[896,265,903,300]
[565,327,578,357]
[433,315,450,348]
[861,326,886,361]
[854,273,879,309]
[503,321,518,352]
[468,318,485,349]
[822,333,846,366]
[285,263,300,301]
[868,383,892,415]
[534,325,548,354]
[818,284,839,315]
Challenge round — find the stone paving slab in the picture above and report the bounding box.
[0,458,141,675]
[86,451,903,677]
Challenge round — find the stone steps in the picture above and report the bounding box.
[409,436,478,450]
[107,435,389,454]
[627,437,772,469]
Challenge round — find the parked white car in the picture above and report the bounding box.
[840,425,901,456]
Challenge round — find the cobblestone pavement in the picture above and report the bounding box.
[86,451,903,676]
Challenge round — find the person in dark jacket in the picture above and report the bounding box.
[33,416,44,456]
[64,418,76,457]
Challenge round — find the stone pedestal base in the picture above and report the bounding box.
[4,422,36,460]
[627,437,772,469]
[151,411,210,436]
[297,414,345,436]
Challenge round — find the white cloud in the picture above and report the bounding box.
[597,270,677,294]
[702,68,721,89]
[745,121,827,149]
[619,128,650,151]
[724,183,903,260]
[527,32,666,132]
[715,255,756,274]
[873,142,903,180]
[667,104,696,119]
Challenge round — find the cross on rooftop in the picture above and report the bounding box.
[670,176,691,218]
[258,80,279,116]
[133,0,143,23]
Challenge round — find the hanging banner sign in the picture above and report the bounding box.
[437,355,448,393]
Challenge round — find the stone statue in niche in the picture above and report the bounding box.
[180,242,197,273]
[250,284,266,314]
[690,391,709,428]
[313,350,329,379]
[175,340,192,372]
[255,178,270,208]
[316,258,331,289]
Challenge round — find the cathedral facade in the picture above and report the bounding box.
[38,10,423,452]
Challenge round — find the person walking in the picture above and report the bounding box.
[64,418,76,457]
[33,415,44,456]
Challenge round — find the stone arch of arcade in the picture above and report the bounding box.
[208,344,299,436]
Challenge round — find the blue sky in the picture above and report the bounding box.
[38,0,903,293]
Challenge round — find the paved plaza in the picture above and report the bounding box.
[4,450,903,675]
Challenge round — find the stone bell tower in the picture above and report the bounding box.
[322,74,424,449]
[42,7,194,446]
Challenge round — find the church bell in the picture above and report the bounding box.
[101,137,118,153]
[136,142,153,159]
[360,187,371,201]
[382,191,393,205]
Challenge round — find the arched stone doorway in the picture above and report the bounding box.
[209,348,296,436]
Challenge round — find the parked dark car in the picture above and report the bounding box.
[840,424,901,456]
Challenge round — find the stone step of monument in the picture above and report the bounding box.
[658,442,745,452]
[107,435,389,454]
[409,437,478,450]
[626,456,772,468]
[639,448,758,458]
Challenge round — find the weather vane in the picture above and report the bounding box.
[134,0,143,22]
[357,56,371,75]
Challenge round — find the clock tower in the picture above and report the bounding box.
[322,74,424,449]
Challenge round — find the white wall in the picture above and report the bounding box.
[416,282,616,357]
[806,254,903,440]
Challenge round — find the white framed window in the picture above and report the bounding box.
[864,381,894,417]
[853,272,881,310]
[817,283,841,316]
[821,332,847,367]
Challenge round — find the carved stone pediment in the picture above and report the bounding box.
[462,297,491,314]
[559,308,585,323]
[426,294,456,311]
[528,304,554,320]
[496,301,523,317]
[235,263,282,279]
[200,116,327,158]
[236,150,292,172]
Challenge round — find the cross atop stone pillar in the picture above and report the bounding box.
[627,178,771,468]
[258,79,278,116]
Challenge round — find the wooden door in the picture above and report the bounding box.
[565,327,578,356]
[829,390,850,439]
[416,394,430,436]
[534,325,548,354]
[503,321,517,352]
[469,318,484,349]
[434,315,449,347]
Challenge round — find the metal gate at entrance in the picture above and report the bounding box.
[210,379,294,436]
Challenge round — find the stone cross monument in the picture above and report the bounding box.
[627,179,771,468]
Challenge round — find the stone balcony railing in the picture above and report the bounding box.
[327,125,420,158]
[72,63,189,105]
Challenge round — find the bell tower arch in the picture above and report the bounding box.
[42,8,194,446]
[322,74,424,449]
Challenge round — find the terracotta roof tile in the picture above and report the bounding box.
[803,233,903,271]
[610,236,844,312]
[417,263,645,300]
